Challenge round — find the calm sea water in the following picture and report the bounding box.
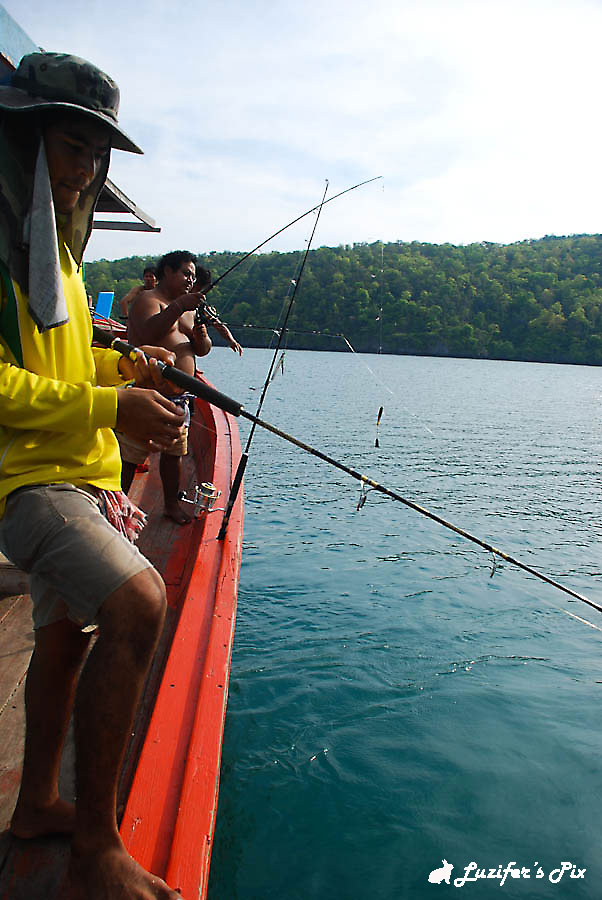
[198,348,602,900]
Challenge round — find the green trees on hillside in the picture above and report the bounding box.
[85,235,602,365]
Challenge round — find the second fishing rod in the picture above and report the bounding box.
[191,175,382,329]
[216,179,331,540]
[93,324,601,619]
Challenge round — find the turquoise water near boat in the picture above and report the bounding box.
[199,348,601,900]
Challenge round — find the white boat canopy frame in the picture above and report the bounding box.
[94,179,161,233]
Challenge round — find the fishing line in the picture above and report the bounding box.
[338,334,435,437]
[487,551,602,630]
[189,413,217,439]
[226,325,435,439]
[538,600,602,634]
[338,230,435,439]
[376,238,384,355]
[266,277,299,356]
[373,189,386,433]
[206,252,260,319]
[92,324,602,623]
[216,180,331,541]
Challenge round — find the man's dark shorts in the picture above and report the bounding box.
[0,483,152,630]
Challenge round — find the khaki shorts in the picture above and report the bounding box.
[0,483,152,630]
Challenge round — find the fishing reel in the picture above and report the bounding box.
[178,482,223,518]
[194,300,220,328]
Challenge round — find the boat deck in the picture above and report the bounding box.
[0,400,232,899]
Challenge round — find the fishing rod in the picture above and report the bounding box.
[192,175,381,337]
[217,180,331,541]
[93,324,601,618]
[204,175,382,294]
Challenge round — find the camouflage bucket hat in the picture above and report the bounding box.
[0,51,142,154]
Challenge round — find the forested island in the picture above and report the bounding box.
[85,234,602,365]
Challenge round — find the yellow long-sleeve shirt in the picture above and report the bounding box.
[0,238,128,515]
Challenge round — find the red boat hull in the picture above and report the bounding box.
[0,387,243,899]
[121,390,243,897]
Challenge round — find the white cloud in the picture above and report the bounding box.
[6,0,602,260]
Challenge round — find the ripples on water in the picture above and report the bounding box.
[199,349,602,899]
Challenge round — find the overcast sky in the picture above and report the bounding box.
[6,0,602,262]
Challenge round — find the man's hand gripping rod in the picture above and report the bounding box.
[94,326,242,416]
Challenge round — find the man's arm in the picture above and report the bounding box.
[0,351,185,446]
[191,323,212,357]
[210,320,243,355]
[0,356,122,433]
[119,284,143,317]
[200,307,243,355]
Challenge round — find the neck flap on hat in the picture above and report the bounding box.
[23,141,67,331]
[0,115,110,331]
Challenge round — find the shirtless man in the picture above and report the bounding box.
[125,251,231,522]
[119,265,157,319]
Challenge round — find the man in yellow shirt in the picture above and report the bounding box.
[0,53,184,900]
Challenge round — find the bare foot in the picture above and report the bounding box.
[163,504,192,525]
[10,796,76,838]
[69,842,182,899]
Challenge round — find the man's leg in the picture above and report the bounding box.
[121,459,137,494]
[10,618,91,838]
[68,565,181,899]
[160,453,191,524]
[115,429,150,494]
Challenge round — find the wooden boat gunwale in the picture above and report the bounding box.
[121,386,244,896]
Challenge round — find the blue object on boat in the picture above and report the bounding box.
[95,292,114,319]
